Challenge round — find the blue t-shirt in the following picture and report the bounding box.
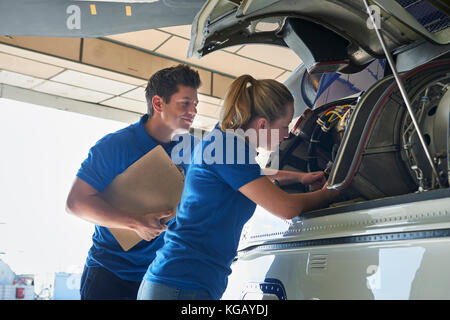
[144,125,263,299]
[76,114,196,282]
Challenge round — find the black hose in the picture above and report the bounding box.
[307,111,331,172]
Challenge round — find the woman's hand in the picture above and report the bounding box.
[299,171,327,190]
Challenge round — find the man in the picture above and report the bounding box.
[66,64,201,300]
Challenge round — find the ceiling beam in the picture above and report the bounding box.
[0,0,206,38]
[0,36,236,99]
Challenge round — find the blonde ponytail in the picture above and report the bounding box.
[220,74,293,131]
[220,75,255,130]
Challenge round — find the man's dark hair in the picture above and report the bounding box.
[145,64,201,117]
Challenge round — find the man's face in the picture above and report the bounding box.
[160,85,198,131]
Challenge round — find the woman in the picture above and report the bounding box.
[138,75,340,300]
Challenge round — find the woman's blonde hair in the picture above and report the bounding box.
[220,74,294,131]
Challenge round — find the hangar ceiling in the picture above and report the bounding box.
[0,23,301,131]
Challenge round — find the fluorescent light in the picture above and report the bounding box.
[51,70,136,95]
[33,81,112,103]
[121,87,146,102]
[0,70,44,89]
[101,96,147,114]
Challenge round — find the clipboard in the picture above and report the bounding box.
[99,145,185,251]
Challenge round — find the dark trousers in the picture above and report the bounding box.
[80,265,141,300]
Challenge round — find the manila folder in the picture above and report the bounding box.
[99,145,185,251]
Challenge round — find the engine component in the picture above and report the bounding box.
[307,104,354,173]
[363,0,442,188]
[328,59,450,199]
[403,83,450,190]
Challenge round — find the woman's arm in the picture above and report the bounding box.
[262,168,326,190]
[238,176,339,220]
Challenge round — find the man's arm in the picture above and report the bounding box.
[65,178,171,241]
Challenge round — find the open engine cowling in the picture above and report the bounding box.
[276,60,450,203]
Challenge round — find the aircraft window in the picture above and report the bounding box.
[313,59,386,107]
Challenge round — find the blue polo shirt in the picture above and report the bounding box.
[76,114,195,282]
[144,125,263,299]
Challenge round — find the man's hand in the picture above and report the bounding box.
[299,171,327,190]
[133,210,173,241]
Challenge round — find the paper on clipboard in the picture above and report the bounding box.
[99,145,185,251]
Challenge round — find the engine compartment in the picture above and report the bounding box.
[274,60,450,206]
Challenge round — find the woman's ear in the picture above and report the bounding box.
[256,117,269,130]
[152,95,164,113]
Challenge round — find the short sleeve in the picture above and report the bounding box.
[76,135,126,192]
[211,131,263,191]
[214,162,262,191]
